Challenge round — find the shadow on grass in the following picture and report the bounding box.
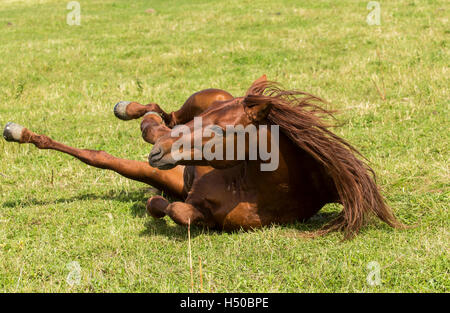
[140,211,343,241]
[3,188,352,240]
[139,218,219,240]
[1,187,159,217]
[276,211,342,235]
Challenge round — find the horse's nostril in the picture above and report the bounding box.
[149,146,163,163]
[150,147,161,157]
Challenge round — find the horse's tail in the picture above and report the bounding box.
[308,158,408,239]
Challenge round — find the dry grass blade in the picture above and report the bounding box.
[199,256,203,293]
[188,218,194,293]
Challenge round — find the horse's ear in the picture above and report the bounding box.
[254,74,267,84]
[246,74,268,96]
[243,95,273,122]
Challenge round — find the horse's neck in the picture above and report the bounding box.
[245,132,337,202]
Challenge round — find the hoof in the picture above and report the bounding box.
[3,122,24,142]
[143,111,165,125]
[113,101,132,120]
[146,195,169,218]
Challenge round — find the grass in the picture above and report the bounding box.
[0,0,448,292]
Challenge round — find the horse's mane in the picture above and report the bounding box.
[244,80,406,239]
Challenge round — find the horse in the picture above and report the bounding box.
[3,75,405,239]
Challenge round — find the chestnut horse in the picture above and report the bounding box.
[3,75,404,238]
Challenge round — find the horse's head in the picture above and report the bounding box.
[148,75,279,171]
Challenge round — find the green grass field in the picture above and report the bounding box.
[0,0,448,292]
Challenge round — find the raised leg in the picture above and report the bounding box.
[3,122,186,198]
[114,88,233,127]
[114,101,170,122]
[140,112,171,145]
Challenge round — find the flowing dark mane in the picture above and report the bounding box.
[245,81,406,239]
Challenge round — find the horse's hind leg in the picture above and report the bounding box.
[3,122,186,198]
[114,89,233,127]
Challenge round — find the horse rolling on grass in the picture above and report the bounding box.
[3,75,406,239]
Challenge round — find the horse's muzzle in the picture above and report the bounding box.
[148,144,176,170]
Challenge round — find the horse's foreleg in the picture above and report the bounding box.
[146,195,170,218]
[139,112,171,145]
[114,89,233,127]
[149,199,215,228]
[165,202,216,228]
[3,122,186,198]
[114,101,171,122]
